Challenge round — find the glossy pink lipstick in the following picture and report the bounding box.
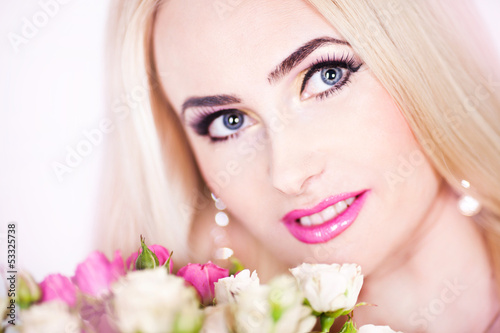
[282,190,369,244]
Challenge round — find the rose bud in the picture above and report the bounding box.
[126,244,173,272]
[135,235,160,270]
[16,271,41,309]
[177,262,229,306]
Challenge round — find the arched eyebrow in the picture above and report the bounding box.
[181,37,350,117]
[267,37,350,84]
[182,94,241,115]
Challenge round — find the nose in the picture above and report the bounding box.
[269,129,326,196]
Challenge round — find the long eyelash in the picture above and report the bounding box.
[310,53,361,71]
[209,132,239,143]
[316,78,353,101]
[188,108,244,143]
[188,109,233,136]
[300,53,363,98]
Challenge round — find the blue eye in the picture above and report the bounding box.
[321,67,343,86]
[208,111,251,140]
[300,55,362,100]
[222,113,244,130]
[187,109,255,142]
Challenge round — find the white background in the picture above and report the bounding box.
[0,0,499,282]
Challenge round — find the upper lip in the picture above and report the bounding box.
[281,189,368,222]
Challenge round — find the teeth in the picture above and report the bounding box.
[298,196,356,227]
[300,216,312,226]
[334,200,348,214]
[321,206,337,221]
[309,213,323,225]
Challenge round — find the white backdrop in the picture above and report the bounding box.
[0,0,499,282]
[0,0,110,281]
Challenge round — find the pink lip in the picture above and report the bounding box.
[282,190,370,244]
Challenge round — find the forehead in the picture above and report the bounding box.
[153,0,341,111]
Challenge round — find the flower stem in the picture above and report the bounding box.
[320,313,335,332]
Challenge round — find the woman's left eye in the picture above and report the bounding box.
[189,108,256,142]
[300,59,362,100]
[208,111,252,140]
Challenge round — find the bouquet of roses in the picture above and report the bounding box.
[6,236,402,333]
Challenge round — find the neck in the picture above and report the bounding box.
[356,183,499,332]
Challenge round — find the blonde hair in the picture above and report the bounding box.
[306,0,500,287]
[97,0,500,279]
[96,0,207,265]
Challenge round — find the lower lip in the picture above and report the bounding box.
[283,191,369,244]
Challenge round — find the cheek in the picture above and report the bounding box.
[189,132,269,196]
[349,76,441,253]
[346,74,428,179]
[357,75,439,196]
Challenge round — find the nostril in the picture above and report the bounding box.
[269,139,326,196]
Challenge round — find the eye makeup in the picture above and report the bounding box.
[185,50,363,143]
[186,107,250,142]
[300,52,363,100]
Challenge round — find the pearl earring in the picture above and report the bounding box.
[457,180,482,217]
[210,193,234,260]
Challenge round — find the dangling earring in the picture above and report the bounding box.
[210,193,234,261]
[457,180,482,217]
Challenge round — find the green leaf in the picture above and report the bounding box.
[229,257,245,276]
[164,251,174,274]
[325,308,351,321]
[339,320,357,333]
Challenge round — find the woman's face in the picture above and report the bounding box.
[154,0,440,274]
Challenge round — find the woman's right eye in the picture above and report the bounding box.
[191,109,255,142]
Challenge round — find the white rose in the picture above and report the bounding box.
[0,298,8,324]
[19,301,81,333]
[269,276,317,333]
[290,263,363,313]
[111,268,203,333]
[234,275,316,333]
[234,284,273,333]
[200,304,232,333]
[214,269,259,304]
[358,324,403,333]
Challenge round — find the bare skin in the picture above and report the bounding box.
[153,0,499,330]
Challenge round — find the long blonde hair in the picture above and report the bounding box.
[96,0,206,265]
[96,0,500,280]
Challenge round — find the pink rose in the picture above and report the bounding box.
[72,250,125,297]
[126,244,173,271]
[177,262,229,305]
[39,274,77,307]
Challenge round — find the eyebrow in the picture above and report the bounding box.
[181,94,241,116]
[267,37,350,84]
[181,37,350,115]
